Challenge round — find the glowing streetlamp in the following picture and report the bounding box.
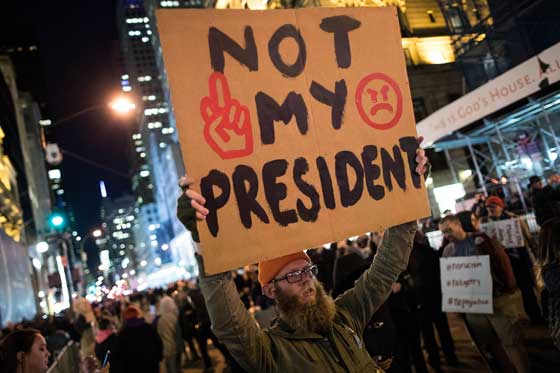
[36,241,49,254]
[109,96,136,115]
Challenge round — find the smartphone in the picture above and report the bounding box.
[102,350,111,368]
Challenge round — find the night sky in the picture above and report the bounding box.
[2,1,133,235]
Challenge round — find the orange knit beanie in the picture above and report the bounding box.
[258,251,311,286]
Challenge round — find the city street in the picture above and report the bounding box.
[182,315,560,373]
[1,1,560,372]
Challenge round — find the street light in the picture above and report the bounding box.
[109,96,136,114]
[36,241,49,254]
[48,95,137,127]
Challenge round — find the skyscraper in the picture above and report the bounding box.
[116,0,203,270]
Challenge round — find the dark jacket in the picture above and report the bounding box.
[197,222,417,373]
[94,333,117,370]
[533,185,560,226]
[543,263,560,349]
[113,317,163,373]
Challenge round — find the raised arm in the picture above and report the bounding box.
[334,221,417,334]
[177,184,275,372]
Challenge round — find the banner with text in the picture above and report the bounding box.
[440,255,493,314]
[417,42,560,145]
[480,219,524,248]
[157,8,430,274]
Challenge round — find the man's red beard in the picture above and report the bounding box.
[275,281,336,334]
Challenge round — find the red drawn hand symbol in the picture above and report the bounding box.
[200,72,253,159]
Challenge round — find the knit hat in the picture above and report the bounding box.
[258,251,311,286]
[485,196,505,208]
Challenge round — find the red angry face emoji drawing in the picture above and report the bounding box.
[355,72,403,130]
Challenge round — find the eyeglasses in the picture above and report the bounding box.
[271,265,318,284]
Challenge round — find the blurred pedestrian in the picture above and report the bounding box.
[0,328,50,373]
[112,305,163,373]
[530,174,560,226]
[154,296,183,373]
[471,192,488,218]
[73,298,97,358]
[408,231,458,371]
[483,196,544,323]
[536,217,560,349]
[94,317,116,372]
[440,214,529,372]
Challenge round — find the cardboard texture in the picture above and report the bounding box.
[157,7,430,274]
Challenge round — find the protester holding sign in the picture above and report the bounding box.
[439,214,528,372]
[482,196,544,324]
[175,142,426,373]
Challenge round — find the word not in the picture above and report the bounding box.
[201,136,421,236]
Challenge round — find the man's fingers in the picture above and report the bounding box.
[191,199,209,216]
[195,212,207,221]
[416,135,424,145]
[186,189,206,205]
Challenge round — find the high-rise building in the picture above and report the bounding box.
[0,56,27,242]
[116,0,205,269]
[101,194,138,280]
[18,92,52,240]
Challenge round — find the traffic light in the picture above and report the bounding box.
[49,213,66,229]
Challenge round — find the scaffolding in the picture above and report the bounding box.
[433,88,560,210]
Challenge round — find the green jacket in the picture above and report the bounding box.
[196,221,417,373]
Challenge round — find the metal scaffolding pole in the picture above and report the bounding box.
[444,149,460,185]
[548,125,560,171]
[493,123,528,210]
[486,141,510,199]
[465,136,488,195]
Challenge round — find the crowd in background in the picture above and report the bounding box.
[1,174,559,373]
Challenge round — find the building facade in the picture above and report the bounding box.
[101,194,138,281]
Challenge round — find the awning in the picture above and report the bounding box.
[417,41,560,146]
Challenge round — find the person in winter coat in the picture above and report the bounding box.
[483,196,544,324]
[176,143,428,373]
[73,298,97,359]
[440,214,529,373]
[530,174,560,226]
[536,217,560,349]
[112,305,163,373]
[94,317,117,372]
[154,296,183,373]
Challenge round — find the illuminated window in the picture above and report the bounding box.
[48,169,61,180]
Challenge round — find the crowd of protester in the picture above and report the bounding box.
[1,173,559,372]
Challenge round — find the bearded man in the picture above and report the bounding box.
[176,141,428,373]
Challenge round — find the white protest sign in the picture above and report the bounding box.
[480,219,524,248]
[440,255,493,314]
[425,230,443,250]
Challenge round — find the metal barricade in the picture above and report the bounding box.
[47,340,81,373]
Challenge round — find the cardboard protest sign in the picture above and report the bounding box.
[440,256,493,314]
[157,7,430,274]
[480,219,524,248]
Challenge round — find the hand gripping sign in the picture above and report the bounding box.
[157,7,430,274]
